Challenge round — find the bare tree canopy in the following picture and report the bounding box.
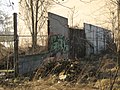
[19,0,53,52]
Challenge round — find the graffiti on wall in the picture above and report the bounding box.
[49,34,69,54]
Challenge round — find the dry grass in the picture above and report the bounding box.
[0,79,99,90]
[0,54,120,90]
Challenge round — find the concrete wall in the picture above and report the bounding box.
[84,23,112,56]
[48,12,69,59]
[48,12,69,38]
[69,28,85,59]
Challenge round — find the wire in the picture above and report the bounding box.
[52,0,72,10]
[54,0,70,4]
[88,4,107,16]
[41,2,69,29]
[79,0,97,4]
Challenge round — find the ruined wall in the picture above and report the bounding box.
[69,28,85,59]
[48,12,69,59]
[84,23,113,55]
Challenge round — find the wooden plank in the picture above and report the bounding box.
[0,70,14,73]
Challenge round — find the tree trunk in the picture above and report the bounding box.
[30,0,35,52]
[34,0,39,50]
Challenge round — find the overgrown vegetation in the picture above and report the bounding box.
[0,53,120,90]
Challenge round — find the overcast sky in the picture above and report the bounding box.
[0,0,18,15]
[49,0,108,27]
[0,0,115,29]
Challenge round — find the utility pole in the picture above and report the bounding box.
[13,13,18,77]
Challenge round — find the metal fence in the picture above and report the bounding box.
[18,35,48,47]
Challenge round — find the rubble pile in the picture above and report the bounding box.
[33,54,120,89]
[34,57,100,84]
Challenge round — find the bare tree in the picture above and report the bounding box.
[101,1,120,89]
[19,0,53,52]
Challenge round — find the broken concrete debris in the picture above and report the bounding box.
[34,55,118,85]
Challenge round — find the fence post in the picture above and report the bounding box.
[13,13,18,77]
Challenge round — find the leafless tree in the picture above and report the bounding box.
[99,1,120,89]
[19,0,53,52]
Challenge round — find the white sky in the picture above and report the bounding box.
[0,0,115,29]
[0,0,18,15]
[49,0,111,28]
